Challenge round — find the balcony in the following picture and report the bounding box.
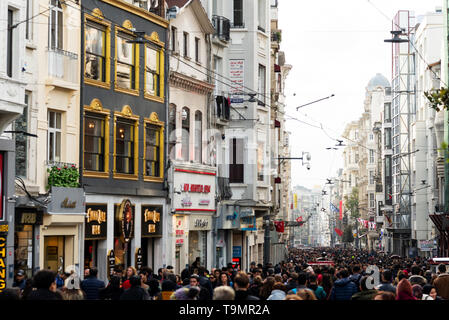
[128,0,165,18]
[47,48,78,84]
[215,95,230,123]
[231,22,245,29]
[271,30,281,42]
[388,213,411,231]
[212,15,230,42]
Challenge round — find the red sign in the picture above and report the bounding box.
[176,239,184,245]
[0,153,3,221]
[339,200,343,221]
[183,184,211,193]
[176,230,184,236]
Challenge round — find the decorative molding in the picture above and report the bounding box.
[121,105,134,117]
[169,71,215,95]
[90,98,104,111]
[92,8,104,19]
[122,19,133,30]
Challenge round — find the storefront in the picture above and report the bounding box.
[83,194,166,281]
[14,208,43,278]
[42,187,85,274]
[170,162,216,273]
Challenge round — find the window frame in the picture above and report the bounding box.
[143,112,164,182]
[194,111,202,163]
[113,105,139,180]
[84,11,111,89]
[181,107,190,161]
[48,0,63,50]
[47,110,62,162]
[83,98,110,178]
[183,32,189,58]
[114,22,140,96]
[144,32,165,103]
[7,8,14,78]
[229,137,244,183]
[195,37,200,63]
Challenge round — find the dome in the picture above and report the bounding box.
[367,73,390,90]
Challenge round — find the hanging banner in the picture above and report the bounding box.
[339,200,343,220]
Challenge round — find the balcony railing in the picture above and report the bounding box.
[129,0,165,18]
[391,213,410,230]
[231,22,245,29]
[212,15,230,42]
[47,48,78,83]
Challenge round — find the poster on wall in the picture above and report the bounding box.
[229,59,245,103]
[116,199,134,243]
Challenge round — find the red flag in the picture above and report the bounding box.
[296,216,303,223]
[274,221,285,233]
[339,200,343,220]
[334,228,343,237]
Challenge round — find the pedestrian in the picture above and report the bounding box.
[396,278,416,300]
[329,269,358,301]
[411,284,423,300]
[120,275,150,300]
[159,275,177,300]
[267,282,287,300]
[376,269,396,294]
[248,275,263,299]
[80,267,105,300]
[218,271,232,287]
[373,291,396,300]
[233,272,260,301]
[198,267,214,299]
[307,274,327,300]
[351,276,378,300]
[320,273,333,299]
[422,284,438,300]
[20,278,33,300]
[349,265,362,290]
[296,288,317,300]
[409,265,427,287]
[122,266,137,290]
[285,272,298,292]
[188,274,210,301]
[285,294,303,300]
[213,286,235,300]
[99,275,123,300]
[12,269,27,291]
[148,278,161,300]
[171,287,200,300]
[433,263,449,300]
[259,276,275,300]
[0,288,21,300]
[26,270,63,300]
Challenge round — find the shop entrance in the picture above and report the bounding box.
[84,240,98,270]
[44,236,65,273]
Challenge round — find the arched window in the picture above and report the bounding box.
[195,111,202,163]
[168,104,176,160]
[181,107,190,161]
[49,0,63,50]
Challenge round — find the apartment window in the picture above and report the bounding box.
[195,37,200,63]
[258,0,266,32]
[145,45,163,98]
[354,152,359,163]
[183,32,189,57]
[230,138,244,183]
[115,118,136,175]
[7,9,14,78]
[384,128,392,149]
[85,21,108,83]
[144,119,163,180]
[369,193,375,208]
[168,104,176,160]
[257,142,264,181]
[258,65,266,106]
[369,171,374,185]
[384,103,391,123]
[49,0,63,50]
[181,107,190,161]
[15,93,30,177]
[116,30,138,92]
[194,111,202,163]
[84,113,106,172]
[47,111,62,162]
[171,26,177,52]
[233,0,243,27]
[369,149,374,164]
[26,0,32,40]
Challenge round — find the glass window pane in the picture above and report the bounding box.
[56,112,61,129]
[146,71,155,95]
[117,36,133,65]
[146,47,157,71]
[55,131,61,161]
[49,112,55,128]
[85,54,104,81]
[86,25,104,56]
[117,63,132,89]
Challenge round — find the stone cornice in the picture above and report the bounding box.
[169,71,215,95]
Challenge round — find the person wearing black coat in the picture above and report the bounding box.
[81,267,105,300]
[233,272,260,301]
[120,276,150,300]
[198,267,213,300]
[26,270,63,300]
[188,275,210,301]
[99,275,123,300]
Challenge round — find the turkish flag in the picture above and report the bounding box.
[275,221,285,233]
[296,216,303,223]
[334,228,343,237]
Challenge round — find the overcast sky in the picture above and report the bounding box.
[277,0,443,191]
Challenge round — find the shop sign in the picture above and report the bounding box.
[141,206,162,238]
[182,184,211,193]
[241,216,257,231]
[176,238,184,245]
[0,224,8,235]
[199,199,210,205]
[0,153,3,221]
[135,248,143,271]
[85,205,107,240]
[0,236,6,292]
[418,240,435,252]
[116,199,134,243]
[48,187,85,214]
[181,196,192,207]
[240,207,254,218]
[232,246,242,258]
[15,208,43,225]
[107,250,115,280]
[189,215,212,231]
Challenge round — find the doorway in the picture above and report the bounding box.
[44,236,65,273]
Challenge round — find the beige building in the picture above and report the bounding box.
[14,0,82,276]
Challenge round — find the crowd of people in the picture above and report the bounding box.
[1,247,449,301]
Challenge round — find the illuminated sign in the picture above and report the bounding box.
[0,236,6,292]
[85,205,107,240]
[182,184,211,193]
[0,153,3,221]
[141,206,162,237]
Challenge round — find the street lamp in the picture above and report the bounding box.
[384,30,409,43]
